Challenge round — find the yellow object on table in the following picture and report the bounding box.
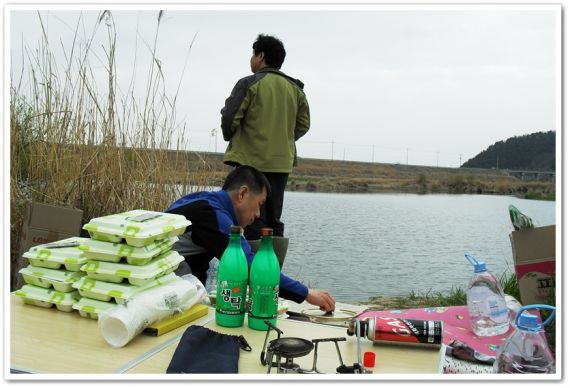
[144,304,209,337]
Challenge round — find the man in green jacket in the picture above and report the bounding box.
[221,33,310,241]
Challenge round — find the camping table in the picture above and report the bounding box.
[9,293,444,375]
[9,293,212,374]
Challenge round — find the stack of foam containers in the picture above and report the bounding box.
[71,210,190,319]
[16,238,89,312]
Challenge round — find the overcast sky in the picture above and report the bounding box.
[9,5,560,167]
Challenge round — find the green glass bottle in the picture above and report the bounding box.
[215,225,248,327]
[248,228,281,331]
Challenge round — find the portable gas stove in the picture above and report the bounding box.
[259,320,369,374]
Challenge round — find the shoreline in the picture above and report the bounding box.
[182,152,556,201]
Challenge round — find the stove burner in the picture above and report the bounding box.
[259,320,348,374]
[266,337,314,373]
[268,337,314,359]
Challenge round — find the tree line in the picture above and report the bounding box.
[462,131,555,171]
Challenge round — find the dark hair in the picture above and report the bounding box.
[222,165,272,197]
[252,34,286,69]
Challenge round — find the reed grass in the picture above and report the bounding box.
[10,11,210,290]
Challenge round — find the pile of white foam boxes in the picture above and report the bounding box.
[16,210,190,319]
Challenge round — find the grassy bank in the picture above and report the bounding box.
[177,152,556,200]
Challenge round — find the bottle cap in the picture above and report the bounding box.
[465,254,487,273]
[261,228,273,236]
[473,262,487,273]
[518,312,541,331]
[363,351,376,368]
[229,225,242,234]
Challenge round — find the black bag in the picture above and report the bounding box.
[166,325,251,374]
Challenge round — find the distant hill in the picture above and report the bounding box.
[462,131,555,171]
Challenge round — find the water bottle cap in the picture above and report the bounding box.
[517,311,541,331]
[262,228,273,236]
[465,254,487,273]
[473,262,487,273]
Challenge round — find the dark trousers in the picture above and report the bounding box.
[244,171,288,240]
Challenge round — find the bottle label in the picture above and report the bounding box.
[247,284,279,319]
[468,287,508,322]
[488,298,508,319]
[216,280,247,315]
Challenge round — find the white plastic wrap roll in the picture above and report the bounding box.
[98,274,207,348]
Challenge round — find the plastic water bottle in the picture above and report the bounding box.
[205,258,219,294]
[248,228,280,331]
[494,304,555,373]
[215,226,248,327]
[464,254,509,336]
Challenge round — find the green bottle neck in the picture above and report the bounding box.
[259,235,273,251]
[229,233,241,246]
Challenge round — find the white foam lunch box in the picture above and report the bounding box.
[77,236,178,265]
[72,272,178,304]
[22,237,90,271]
[80,250,184,286]
[15,284,80,312]
[82,210,190,247]
[72,297,116,319]
[19,265,84,292]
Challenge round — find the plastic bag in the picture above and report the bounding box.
[98,275,205,347]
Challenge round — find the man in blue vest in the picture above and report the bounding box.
[166,165,335,312]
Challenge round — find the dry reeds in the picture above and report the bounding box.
[10,11,209,289]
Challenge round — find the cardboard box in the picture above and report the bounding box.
[14,202,83,289]
[510,225,556,305]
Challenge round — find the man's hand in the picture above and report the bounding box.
[306,289,336,313]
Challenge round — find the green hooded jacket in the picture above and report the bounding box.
[220,67,310,173]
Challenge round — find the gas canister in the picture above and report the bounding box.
[348,316,443,348]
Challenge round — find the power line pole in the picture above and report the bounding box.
[210,128,218,153]
[459,153,462,167]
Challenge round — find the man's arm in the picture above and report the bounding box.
[220,77,252,141]
[294,92,310,141]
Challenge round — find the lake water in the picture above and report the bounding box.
[279,192,556,303]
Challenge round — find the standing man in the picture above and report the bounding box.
[220,33,310,242]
